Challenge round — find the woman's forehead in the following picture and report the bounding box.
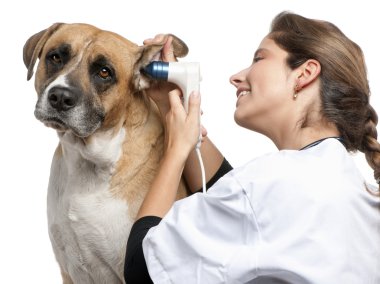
[255,37,287,57]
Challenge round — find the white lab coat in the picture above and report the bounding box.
[143,139,380,283]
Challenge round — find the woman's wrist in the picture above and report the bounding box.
[136,145,186,219]
[164,143,191,166]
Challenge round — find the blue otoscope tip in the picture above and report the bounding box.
[141,61,169,80]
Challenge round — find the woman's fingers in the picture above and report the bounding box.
[143,34,165,45]
[143,34,177,62]
[161,36,176,62]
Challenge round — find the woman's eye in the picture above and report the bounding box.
[253,57,263,63]
[98,67,111,79]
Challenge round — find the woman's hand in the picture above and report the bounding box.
[164,89,202,161]
[143,35,179,117]
[135,88,201,219]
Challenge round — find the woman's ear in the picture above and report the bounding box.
[296,59,321,89]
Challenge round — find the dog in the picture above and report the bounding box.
[23,23,189,283]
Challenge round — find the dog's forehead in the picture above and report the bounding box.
[44,23,140,56]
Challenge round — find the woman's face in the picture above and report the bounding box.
[230,37,297,136]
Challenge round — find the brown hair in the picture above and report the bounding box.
[268,11,380,189]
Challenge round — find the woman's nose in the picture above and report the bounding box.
[229,68,248,88]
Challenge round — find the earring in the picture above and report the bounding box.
[293,84,299,100]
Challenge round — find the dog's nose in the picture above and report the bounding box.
[48,87,78,111]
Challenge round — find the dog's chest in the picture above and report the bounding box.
[47,132,131,282]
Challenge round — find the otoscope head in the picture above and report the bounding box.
[142,61,169,80]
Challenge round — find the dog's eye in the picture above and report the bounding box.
[50,54,62,64]
[98,67,111,79]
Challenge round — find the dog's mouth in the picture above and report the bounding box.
[34,109,68,131]
[34,101,105,138]
[44,117,69,132]
[35,109,103,138]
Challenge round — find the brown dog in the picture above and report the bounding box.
[23,23,189,283]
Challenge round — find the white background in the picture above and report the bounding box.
[1,0,379,282]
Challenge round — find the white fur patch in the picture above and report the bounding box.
[38,74,69,112]
[47,128,130,282]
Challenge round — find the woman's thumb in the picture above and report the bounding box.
[168,89,183,109]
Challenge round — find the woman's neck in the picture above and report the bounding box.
[271,122,340,150]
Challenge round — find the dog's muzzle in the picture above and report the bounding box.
[35,85,105,137]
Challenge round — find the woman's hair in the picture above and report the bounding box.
[269,11,380,189]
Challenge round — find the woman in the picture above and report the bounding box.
[124,12,380,283]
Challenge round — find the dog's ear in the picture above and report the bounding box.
[133,34,188,90]
[23,23,63,81]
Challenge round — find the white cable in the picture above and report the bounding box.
[195,147,207,194]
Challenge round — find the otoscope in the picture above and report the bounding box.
[142,61,200,112]
[142,61,206,193]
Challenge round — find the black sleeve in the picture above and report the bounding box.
[124,216,162,284]
[196,158,233,192]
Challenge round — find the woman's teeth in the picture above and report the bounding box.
[238,91,251,98]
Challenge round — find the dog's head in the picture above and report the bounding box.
[23,23,188,138]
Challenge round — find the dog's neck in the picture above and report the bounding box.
[57,127,126,177]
